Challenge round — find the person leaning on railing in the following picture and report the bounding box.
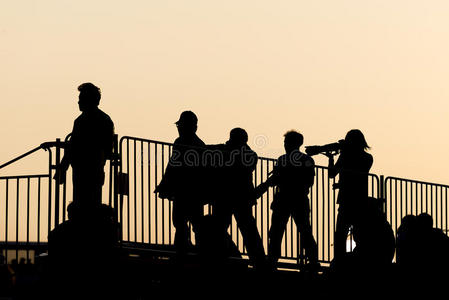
[327,129,373,263]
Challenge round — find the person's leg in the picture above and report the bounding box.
[292,208,318,264]
[234,205,266,267]
[187,201,205,247]
[173,201,191,256]
[334,208,351,261]
[268,206,290,266]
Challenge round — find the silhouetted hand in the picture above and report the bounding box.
[154,185,173,200]
[53,167,67,184]
[325,152,334,159]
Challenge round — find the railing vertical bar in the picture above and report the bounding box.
[386,178,393,231]
[5,179,9,263]
[400,180,404,224]
[26,178,30,260]
[327,169,331,262]
[405,181,409,216]
[394,179,398,237]
[48,150,53,238]
[37,178,41,245]
[155,144,158,244]
[161,144,165,245]
[414,182,419,215]
[126,139,130,241]
[108,155,113,207]
[148,142,151,244]
[428,185,433,216]
[315,168,319,256]
[133,140,137,242]
[329,178,337,258]
[266,160,270,251]
[141,142,144,243]
[444,187,449,234]
[168,145,172,244]
[410,182,413,216]
[62,175,67,222]
[16,178,20,259]
[420,183,423,215]
[321,168,325,260]
[439,186,442,229]
[254,160,258,241]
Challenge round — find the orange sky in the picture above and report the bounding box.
[1,1,449,185]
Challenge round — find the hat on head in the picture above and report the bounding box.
[175,111,198,126]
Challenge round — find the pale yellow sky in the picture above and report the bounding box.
[1,1,449,184]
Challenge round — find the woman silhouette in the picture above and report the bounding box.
[328,129,373,261]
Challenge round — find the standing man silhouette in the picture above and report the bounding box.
[256,130,318,270]
[156,111,206,258]
[55,83,115,213]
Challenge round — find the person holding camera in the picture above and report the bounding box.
[256,130,318,270]
[327,129,373,262]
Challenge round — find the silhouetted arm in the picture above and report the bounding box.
[305,157,315,188]
[328,154,342,179]
[254,158,280,198]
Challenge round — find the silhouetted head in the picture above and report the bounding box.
[78,82,101,112]
[175,111,198,136]
[227,128,248,147]
[344,129,370,153]
[417,213,433,231]
[67,202,76,220]
[400,215,417,230]
[284,130,303,153]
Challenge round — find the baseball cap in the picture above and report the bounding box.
[175,111,198,126]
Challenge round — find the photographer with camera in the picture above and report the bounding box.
[326,129,373,262]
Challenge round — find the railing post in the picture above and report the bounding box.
[380,175,386,214]
[112,134,120,225]
[54,138,61,227]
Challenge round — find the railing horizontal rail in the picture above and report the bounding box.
[0,174,48,180]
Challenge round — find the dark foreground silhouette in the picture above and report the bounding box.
[47,202,121,299]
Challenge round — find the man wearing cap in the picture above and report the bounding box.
[55,83,115,213]
[156,111,206,257]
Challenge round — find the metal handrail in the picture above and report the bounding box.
[0,145,45,171]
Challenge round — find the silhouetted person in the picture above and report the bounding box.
[351,197,395,268]
[396,214,418,268]
[210,128,266,268]
[256,131,318,270]
[55,83,114,215]
[0,254,13,296]
[328,129,373,262]
[395,213,449,297]
[155,111,206,258]
[48,202,120,298]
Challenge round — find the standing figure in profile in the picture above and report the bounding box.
[55,83,115,214]
[327,129,373,262]
[256,131,318,270]
[156,111,206,258]
[211,128,266,268]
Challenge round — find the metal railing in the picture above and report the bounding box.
[384,176,449,241]
[0,136,119,264]
[1,134,448,269]
[117,136,380,265]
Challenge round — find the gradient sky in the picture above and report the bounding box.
[1,1,449,185]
